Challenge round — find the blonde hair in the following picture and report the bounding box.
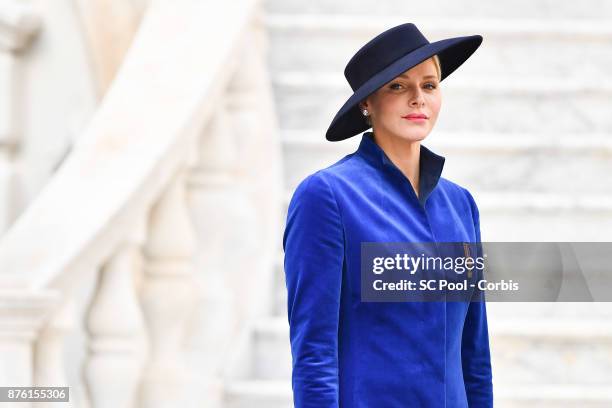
[431,54,441,81]
[363,54,441,127]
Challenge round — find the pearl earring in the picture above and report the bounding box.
[362,109,369,116]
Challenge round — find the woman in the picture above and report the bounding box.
[283,23,493,407]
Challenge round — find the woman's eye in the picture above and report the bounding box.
[389,82,437,90]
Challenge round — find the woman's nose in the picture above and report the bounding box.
[410,89,425,106]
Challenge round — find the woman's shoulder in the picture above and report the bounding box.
[438,176,475,196]
[289,152,364,201]
[287,169,340,215]
[438,177,480,215]
[292,170,333,198]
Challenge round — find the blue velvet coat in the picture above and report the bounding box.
[282,131,493,407]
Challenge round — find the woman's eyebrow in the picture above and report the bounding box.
[397,73,438,80]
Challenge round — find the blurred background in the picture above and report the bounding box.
[0,0,611,407]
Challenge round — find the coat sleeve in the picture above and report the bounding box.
[282,172,344,408]
[461,188,494,407]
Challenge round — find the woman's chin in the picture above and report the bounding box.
[393,129,430,143]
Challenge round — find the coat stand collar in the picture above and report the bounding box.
[356,131,446,206]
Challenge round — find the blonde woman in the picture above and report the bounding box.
[283,23,493,407]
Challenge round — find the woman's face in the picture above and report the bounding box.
[360,58,441,143]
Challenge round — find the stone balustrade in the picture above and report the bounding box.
[0,1,282,407]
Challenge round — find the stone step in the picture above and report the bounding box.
[476,193,612,241]
[281,130,612,195]
[488,318,612,386]
[263,0,612,20]
[246,316,612,386]
[250,318,292,381]
[495,384,612,408]
[272,72,612,134]
[224,379,290,408]
[224,379,612,408]
[264,15,612,78]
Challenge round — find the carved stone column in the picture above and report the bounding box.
[0,289,57,408]
[73,0,148,96]
[33,298,75,408]
[84,223,147,408]
[224,16,283,321]
[139,170,198,408]
[184,102,258,406]
[0,1,41,233]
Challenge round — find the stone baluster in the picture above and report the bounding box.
[0,1,41,233]
[224,16,283,321]
[0,289,57,408]
[139,170,198,408]
[74,0,148,96]
[84,222,147,408]
[185,100,259,405]
[33,298,75,408]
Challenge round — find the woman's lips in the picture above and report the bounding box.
[403,116,428,122]
[402,113,428,122]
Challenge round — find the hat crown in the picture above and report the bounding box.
[344,23,430,91]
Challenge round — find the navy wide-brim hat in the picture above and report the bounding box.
[326,23,483,142]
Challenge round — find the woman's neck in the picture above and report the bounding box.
[372,130,421,196]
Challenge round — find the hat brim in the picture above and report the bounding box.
[325,34,483,142]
